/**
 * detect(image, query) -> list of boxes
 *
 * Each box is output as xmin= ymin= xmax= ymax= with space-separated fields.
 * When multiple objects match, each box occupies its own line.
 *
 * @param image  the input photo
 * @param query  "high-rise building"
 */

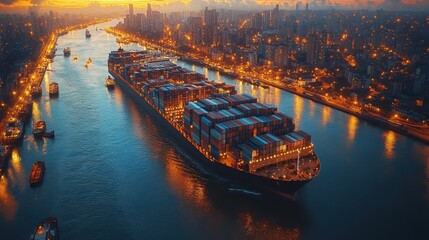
xmin=274 ymin=44 xmax=288 ymax=67
xmin=147 ymin=3 xmax=152 ymax=17
xmin=204 ymin=7 xmax=218 ymax=46
xmin=129 ymin=4 xmax=134 ymax=17
xmin=128 ymin=4 xmax=134 ymax=29
xmin=188 ymin=16 xmax=203 ymax=45
xmin=306 ymin=33 xmax=325 ymax=65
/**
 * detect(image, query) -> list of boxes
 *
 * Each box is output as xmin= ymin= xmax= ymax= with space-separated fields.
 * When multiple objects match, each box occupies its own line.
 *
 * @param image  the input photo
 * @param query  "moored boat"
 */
xmin=105 ymin=76 xmax=115 ymax=89
xmin=49 ymin=82 xmax=59 ymax=96
xmin=2 ymin=121 xmax=24 ymax=145
xmin=33 ymin=120 xmax=46 ymax=137
xmin=31 ymin=85 xmax=42 ymax=97
xmin=29 ymin=160 xmax=45 ymax=186
xmin=29 ymin=217 xmax=59 ymax=240
xmin=63 ymin=47 xmax=71 ymax=57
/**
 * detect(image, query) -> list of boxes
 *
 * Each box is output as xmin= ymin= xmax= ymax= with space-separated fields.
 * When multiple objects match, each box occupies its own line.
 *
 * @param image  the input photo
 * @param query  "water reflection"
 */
xmin=164 ymin=148 xmax=211 ymax=212
xmin=6 ymin=149 xmax=24 ymax=192
xmin=203 ymin=67 xmax=209 ymax=78
xmin=308 ymin=100 xmax=316 ymax=117
xmin=347 ymin=116 xmax=359 ymax=142
xmin=294 ymin=95 xmax=303 ymax=130
xmin=321 ymin=106 xmax=332 ymax=126
xmin=273 ymin=88 xmax=281 ymax=108
xmin=239 ymin=213 xmax=299 ymax=239
xmin=162 ymin=146 xmax=307 ymax=239
xmin=32 ymin=101 xmax=41 ymax=122
xmin=237 ymin=81 xmax=245 ymax=94
xmin=215 ymin=71 xmax=221 ymax=81
xmin=0 ymin=177 xmax=17 ymax=221
xmin=424 ymin=147 xmax=429 ymax=201
xmin=383 ymin=131 xmax=397 ymax=159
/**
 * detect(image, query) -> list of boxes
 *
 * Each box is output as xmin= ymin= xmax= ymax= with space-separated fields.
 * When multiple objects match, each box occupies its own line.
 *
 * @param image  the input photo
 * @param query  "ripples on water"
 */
xmin=0 ymin=20 xmax=428 ymax=239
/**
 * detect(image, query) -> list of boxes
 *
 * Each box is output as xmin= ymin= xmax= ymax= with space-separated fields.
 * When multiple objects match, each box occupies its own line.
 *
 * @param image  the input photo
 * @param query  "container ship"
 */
xmin=108 ymin=48 xmax=320 ymax=197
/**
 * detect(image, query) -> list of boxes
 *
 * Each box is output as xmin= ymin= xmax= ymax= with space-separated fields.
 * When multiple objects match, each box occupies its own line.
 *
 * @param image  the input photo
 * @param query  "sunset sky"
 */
xmin=0 ymin=0 xmax=427 ymax=12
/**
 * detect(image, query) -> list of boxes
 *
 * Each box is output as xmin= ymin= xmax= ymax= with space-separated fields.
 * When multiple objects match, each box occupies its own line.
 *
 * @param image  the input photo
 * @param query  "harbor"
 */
xmin=106 ymin=28 xmax=429 ymax=145
xmin=0 ymin=20 xmax=428 ymax=239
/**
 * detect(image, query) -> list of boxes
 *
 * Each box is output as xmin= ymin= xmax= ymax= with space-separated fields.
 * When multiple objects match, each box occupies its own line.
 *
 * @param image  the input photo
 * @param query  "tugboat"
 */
xmin=2 ymin=121 xmax=24 ymax=145
xmin=29 ymin=217 xmax=59 ymax=240
xmin=63 ymin=47 xmax=71 ymax=57
xmin=105 ymin=76 xmax=115 ymax=89
xmin=33 ymin=120 xmax=46 ymax=137
xmin=49 ymin=82 xmax=59 ymax=96
xmin=29 ymin=160 xmax=45 ymax=187
xmin=85 ymin=29 xmax=91 ymax=38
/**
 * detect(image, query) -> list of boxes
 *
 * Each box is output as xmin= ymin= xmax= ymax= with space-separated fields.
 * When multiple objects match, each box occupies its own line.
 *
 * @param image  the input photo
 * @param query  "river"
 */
xmin=0 ymin=20 xmax=428 ymax=240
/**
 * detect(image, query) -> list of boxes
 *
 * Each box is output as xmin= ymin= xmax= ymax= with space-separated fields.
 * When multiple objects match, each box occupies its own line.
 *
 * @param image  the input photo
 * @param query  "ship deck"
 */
xmin=254 ymin=154 xmax=320 ymax=181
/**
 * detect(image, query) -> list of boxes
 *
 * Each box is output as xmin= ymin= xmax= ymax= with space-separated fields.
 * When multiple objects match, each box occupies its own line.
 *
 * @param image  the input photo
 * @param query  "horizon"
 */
xmin=1 ymin=0 xmax=428 ymax=14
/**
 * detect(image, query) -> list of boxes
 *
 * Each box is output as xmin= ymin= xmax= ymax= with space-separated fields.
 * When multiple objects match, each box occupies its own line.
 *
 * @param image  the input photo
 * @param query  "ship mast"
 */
xmin=297 ymin=149 xmax=300 ymax=174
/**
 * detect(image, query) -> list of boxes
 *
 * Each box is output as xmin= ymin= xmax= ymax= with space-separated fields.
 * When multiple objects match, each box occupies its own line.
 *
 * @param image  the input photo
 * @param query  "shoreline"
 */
xmin=0 ymin=19 xmax=111 ymax=145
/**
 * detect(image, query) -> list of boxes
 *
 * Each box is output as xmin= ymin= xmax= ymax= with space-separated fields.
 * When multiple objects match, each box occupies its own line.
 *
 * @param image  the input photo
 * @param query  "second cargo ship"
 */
xmin=108 ymin=48 xmax=320 ymax=197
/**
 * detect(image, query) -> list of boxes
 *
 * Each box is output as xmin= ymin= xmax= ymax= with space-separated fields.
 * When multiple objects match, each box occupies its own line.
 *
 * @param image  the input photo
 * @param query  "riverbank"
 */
xmin=0 ymin=19 xmax=112 ymax=145
xmin=105 ymin=27 xmax=429 ymax=145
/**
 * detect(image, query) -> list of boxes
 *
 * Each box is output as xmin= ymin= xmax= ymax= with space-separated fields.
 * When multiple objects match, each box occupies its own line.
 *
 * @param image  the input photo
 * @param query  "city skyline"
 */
xmin=0 ymin=0 xmax=428 ymax=13
xmin=1 ymin=1 xmax=429 ymax=239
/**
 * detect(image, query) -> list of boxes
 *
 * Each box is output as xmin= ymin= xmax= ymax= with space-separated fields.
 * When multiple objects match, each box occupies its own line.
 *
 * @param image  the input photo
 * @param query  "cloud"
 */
xmin=0 ymin=0 xmax=17 ymax=5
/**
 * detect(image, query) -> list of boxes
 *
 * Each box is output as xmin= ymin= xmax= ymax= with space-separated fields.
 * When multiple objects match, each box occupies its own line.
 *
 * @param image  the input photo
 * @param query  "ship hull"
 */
xmin=110 ymin=70 xmax=310 ymax=197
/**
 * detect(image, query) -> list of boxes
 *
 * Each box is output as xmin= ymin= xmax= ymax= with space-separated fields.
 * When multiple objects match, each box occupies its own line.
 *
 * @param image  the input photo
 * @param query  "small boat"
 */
xmin=84 ymin=64 xmax=88 ymax=68
xmin=29 ymin=160 xmax=45 ymax=187
xmin=43 ymin=131 xmax=55 ymax=138
xmin=85 ymin=29 xmax=91 ymax=38
xmin=29 ymin=217 xmax=59 ymax=240
xmin=73 ymin=54 xmax=78 ymax=61
xmin=31 ymin=85 xmax=42 ymax=97
xmin=33 ymin=120 xmax=46 ymax=137
xmin=63 ymin=47 xmax=71 ymax=57
xmin=86 ymin=57 xmax=92 ymax=64
xmin=33 ymin=120 xmax=46 ymax=132
xmin=105 ymin=76 xmax=115 ymax=89
xmin=49 ymin=82 xmax=59 ymax=96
